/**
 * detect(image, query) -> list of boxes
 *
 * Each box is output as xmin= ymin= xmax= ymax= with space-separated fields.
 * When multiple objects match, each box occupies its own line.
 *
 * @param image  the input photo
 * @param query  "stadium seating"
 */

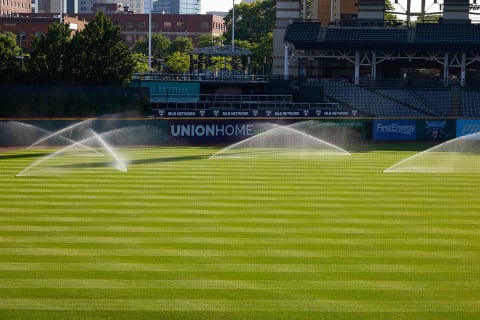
xmin=461 ymin=90 xmax=480 ymax=117
xmin=324 ymin=27 xmax=409 ymax=44
xmin=415 ymin=23 xmax=480 ymax=46
xmin=377 ymin=89 xmax=451 ymax=117
xmin=323 ymin=80 xmax=428 ymax=117
xmin=284 ymin=21 xmax=322 ymax=43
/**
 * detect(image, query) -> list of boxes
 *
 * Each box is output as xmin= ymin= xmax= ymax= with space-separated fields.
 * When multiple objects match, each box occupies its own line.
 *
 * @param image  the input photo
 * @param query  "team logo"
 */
xmin=213 ymin=110 xmax=220 ymax=117
xmin=266 ymin=110 xmax=272 ymax=117
xmin=316 ymin=110 xmax=322 ymax=116
xmin=252 ymin=110 xmax=258 ymax=117
xmin=158 ymin=110 xmax=165 ymax=117
xmin=199 ymin=110 xmax=206 ymax=117
xmin=303 ymin=110 xmax=309 ymax=116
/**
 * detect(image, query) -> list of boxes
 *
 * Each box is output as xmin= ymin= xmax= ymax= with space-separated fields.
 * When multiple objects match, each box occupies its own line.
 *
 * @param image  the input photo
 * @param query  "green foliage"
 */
xmin=0 ymin=32 xmax=21 ymax=83
xmin=224 ymin=0 xmax=275 ymax=45
xmin=168 ymin=36 xmax=193 ymax=54
xmin=165 ymin=51 xmax=190 ymax=73
xmin=132 ymin=52 xmax=149 ymax=73
xmin=27 ymin=23 xmax=72 ymax=84
xmin=131 ymin=33 xmax=171 ymax=63
xmin=69 ymin=11 xmax=134 ymax=86
xmin=222 ymin=0 xmax=275 ymax=74
xmin=198 ymin=33 xmax=224 ymax=47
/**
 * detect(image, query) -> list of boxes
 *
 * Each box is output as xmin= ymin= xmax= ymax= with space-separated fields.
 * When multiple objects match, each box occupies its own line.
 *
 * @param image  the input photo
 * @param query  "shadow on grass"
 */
xmin=52 ymin=154 xmax=210 ymax=169
xmin=0 ymin=152 xmax=52 ymax=160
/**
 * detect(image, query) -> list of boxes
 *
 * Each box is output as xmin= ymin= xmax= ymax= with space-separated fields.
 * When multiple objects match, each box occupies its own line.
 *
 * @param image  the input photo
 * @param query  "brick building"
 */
xmin=78 ymin=12 xmax=225 ymax=47
xmin=1 ymin=0 xmax=32 ymax=16
xmin=0 ymin=15 xmax=87 ymax=51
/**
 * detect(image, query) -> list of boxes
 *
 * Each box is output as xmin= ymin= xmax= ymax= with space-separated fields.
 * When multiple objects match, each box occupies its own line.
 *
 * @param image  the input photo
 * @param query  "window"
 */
xmin=164 ymin=21 xmax=171 ymax=28
xmin=125 ymin=34 xmax=134 ymax=43
xmin=176 ymin=21 xmax=184 ymax=28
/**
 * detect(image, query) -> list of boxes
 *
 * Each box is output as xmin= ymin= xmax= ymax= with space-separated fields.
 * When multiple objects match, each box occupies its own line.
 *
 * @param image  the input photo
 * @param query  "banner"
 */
xmin=155 ymin=109 xmax=358 ymax=118
xmin=416 ymin=119 xmax=455 ymax=141
xmin=373 ymin=120 xmax=416 ymax=141
xmin=132 ymin=81 xmax=200 ymax=103
xmin=456 ymin=119 xmax=480 ymax=137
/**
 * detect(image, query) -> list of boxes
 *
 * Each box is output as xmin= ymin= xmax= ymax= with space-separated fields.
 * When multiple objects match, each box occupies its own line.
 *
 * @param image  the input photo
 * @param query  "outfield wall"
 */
xmin=1 ymin=118 xmax=479 ymax=147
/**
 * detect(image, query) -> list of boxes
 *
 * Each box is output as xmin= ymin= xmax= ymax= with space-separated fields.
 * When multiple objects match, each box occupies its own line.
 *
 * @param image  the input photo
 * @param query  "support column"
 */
xmin=443 ymin=52 xmax=449 ymax=85
xmin=354 ymin=50 xmax=360 ymax=85
xmin=284 ymin=45 xmax=289 ymax=78
xmin=461 ymin=52 xmax=466 ymax=86
xmin=371 ymin=51 xmax=377 ymax=82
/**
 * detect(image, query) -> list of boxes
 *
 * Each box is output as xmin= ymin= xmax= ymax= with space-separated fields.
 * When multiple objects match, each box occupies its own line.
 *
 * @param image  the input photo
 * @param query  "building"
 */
xmin=77 ymin=0 xmax=144 ymax=14
xmin=77 ymin=12 xmax=225 ymax=47
xmin=0 ymin=14 xmax=87 ymax=51
xmin=273 ymin=0 xmax=480 ymax=79
xmin=152 ymin=0 xmax=200 ymax=14
xmin=1 ymin=0 xmax=32 ymax=16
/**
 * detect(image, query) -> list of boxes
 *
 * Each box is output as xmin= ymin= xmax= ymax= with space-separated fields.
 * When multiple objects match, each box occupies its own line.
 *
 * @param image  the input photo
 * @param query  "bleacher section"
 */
xmin=377 ymin=89 xmax=451 ymax=117
xmin=324 ymin=28 xmax=409 ymax=46
xmin=323 ymin=80 xmax=428 ymax=117
xmin=284 ymin=21 xmax=322 ymax=43
xmin=415 ymin=23 xmax=480 ymax=47
xmin=461 ymin=90 xmax=480 ymax=117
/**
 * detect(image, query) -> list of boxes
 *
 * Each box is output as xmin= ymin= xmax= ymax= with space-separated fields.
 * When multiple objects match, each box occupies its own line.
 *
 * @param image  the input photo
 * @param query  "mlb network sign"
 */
xmin=373 ymin=120 xmax=416 ymax=141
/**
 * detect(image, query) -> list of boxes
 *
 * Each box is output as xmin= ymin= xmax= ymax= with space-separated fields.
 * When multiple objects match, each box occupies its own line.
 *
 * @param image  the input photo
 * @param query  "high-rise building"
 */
xmin=152 ymin=0 xmax=200 ymax=14
xmin=78 ymin=0 xmax=144 ymax=13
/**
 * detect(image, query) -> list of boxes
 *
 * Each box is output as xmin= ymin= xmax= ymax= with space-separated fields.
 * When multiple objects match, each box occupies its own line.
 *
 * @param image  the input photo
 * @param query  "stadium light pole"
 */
xmin=232 ymin=0 xmax=235 ymax=52
xmin=148 ymin=0 xmax=153 ymax=71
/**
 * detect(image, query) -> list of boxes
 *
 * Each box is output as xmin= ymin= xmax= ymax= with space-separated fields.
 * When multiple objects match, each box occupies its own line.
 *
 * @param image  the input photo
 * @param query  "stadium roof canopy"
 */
xmin=284 ymin=21 xmax=480 ymax=50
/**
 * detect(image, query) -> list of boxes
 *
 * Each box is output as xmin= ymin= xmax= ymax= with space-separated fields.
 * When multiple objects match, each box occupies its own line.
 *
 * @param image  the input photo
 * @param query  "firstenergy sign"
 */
xmin=373 ymin=120 xmax=417 ymax=140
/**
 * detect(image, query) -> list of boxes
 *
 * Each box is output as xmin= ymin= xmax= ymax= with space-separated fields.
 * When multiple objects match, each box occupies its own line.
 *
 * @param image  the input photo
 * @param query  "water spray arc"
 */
xmin=16 ymin=129 xmax=128 ymax=177
xmin=384 ymin=131 xmax=480 ymax=173
xmin=210 ymin=124 xmax=350 ymax=159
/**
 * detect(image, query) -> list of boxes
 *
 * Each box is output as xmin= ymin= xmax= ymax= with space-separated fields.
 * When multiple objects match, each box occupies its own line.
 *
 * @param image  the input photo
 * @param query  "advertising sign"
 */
xmin=166 ymin=120 xmax=258 ymax=144
xmin=155 ymin=108 xmax=358 ymax=118
xmin=134 ymin=81 xmax=200 ymax=103
xmin=416 ymin=119 xmax=455 ymax=141
xmin=456 ymin=119 xmax=480 ymax=137
xmin=373 ymin=120 xmax=416 ymax=141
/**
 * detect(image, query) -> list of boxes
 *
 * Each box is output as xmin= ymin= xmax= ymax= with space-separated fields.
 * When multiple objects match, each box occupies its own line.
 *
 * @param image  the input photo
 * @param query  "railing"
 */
xmin=152 ymin=100 xmax=339 ymax=111
xmin=133 ymin=72 xmax=270 ymax=82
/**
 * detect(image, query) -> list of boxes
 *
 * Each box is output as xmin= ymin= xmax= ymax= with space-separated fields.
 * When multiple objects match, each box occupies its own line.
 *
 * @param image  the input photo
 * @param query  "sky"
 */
xmin=201 ymin=0 xmax=239 ymax=14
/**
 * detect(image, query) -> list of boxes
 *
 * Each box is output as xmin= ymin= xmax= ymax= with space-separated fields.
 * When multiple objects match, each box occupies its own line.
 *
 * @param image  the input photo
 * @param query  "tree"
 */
xmin=222 ymin=0 xmax=275 ymax=74
xmin=28 ymin=22 xmax=72 ymax=84
xmin=132 ymin=34 xmax=170 ymax=70
xmin=168 ymin=36 xmax=193 ymax=54
xmin=132 ymin=52 xmax=149 ymax=73
xmin=70 ymin=11 xmax=134 ymax=85
xmin=166 ymin=51 xmax=190 ymax=73
xmin=198 ymin=33 xmax=224 ymax=47
xmin=223 ymin=0 xmax=276 ymax=45
xmin=0 ymin=32 xmax=21 ymax=83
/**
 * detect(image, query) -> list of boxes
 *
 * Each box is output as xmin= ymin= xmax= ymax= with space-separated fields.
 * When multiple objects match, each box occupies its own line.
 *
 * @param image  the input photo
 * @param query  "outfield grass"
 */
xmin=0 ymin=146 xmax=479 ymax=320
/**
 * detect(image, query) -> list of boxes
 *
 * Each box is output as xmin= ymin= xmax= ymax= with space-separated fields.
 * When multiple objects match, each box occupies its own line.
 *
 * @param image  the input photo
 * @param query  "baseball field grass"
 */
xmin=0 ymin=145 xmax=479 ymax=320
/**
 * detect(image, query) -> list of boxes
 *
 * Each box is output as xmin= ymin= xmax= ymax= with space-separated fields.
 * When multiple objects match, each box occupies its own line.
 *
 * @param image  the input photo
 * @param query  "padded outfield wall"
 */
xmin=2 ymin=118 xmax=480 ymax=147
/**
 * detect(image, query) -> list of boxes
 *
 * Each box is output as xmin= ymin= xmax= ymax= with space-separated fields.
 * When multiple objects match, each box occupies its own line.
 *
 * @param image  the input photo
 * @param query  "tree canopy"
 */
xmin=0 ymin=32 xmax=21 ymax=83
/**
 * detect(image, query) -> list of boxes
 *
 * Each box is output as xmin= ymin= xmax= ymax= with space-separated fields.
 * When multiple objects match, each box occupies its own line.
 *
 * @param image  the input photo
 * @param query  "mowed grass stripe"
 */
xmin=1 ymin=147 xmax=480 ymax=319
xmin=1 ymin=298 xmax=480 ymax=312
